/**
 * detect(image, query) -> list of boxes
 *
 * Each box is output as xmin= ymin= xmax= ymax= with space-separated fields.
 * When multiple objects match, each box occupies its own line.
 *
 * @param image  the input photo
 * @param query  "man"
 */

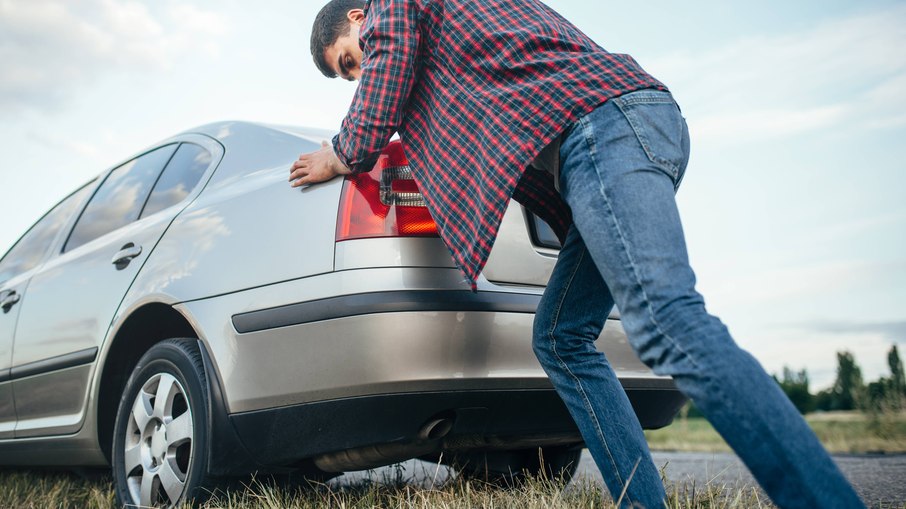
xmin=290 ymin=0 xmax=865 ymax=507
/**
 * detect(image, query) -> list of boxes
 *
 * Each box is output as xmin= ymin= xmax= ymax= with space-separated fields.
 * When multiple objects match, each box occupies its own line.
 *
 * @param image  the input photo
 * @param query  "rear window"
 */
xmin=529 ymin=214 xmax=562 ymax=250
xmin=140 ymin=143 xmax=212 ymax=218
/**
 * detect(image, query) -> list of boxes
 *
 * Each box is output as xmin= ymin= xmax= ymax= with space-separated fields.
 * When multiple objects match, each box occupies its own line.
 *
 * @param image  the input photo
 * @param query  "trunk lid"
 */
xmin=482 ymin=201 xmax=560 ymax=287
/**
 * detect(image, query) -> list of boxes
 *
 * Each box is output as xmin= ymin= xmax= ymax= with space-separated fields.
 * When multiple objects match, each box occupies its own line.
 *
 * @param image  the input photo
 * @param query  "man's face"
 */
xmin=323 ymin=9 xmax=365 ymax=81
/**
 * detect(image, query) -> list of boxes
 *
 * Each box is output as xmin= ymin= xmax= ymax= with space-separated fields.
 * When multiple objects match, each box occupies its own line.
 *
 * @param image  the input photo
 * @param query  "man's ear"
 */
xmin=347 ymin=8 xmax=365 ymax=25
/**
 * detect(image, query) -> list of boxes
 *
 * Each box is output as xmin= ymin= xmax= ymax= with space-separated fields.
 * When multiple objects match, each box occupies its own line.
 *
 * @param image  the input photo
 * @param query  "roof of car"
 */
xmin=183 ymin=121 xmax=336 ymax=145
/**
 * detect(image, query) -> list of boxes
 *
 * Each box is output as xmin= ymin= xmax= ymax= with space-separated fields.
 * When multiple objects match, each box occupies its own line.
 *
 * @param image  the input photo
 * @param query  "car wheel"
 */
xmin=112 ymin=339 xmax=214 ymax=508
xmin=449 ymin=445 xmax=582 ymax=485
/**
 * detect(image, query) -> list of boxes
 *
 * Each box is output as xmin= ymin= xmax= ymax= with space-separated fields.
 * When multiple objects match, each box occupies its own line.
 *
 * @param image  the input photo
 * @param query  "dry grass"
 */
xmin=644 ymin=411 xmax=906 ymax=454
xmin=0 ymin=467 xmax=775 ymax=509
xmin=0 ymin=469 xmax=114 ymax=509
xmin=3 ymin=412 xmax=903 ymax=508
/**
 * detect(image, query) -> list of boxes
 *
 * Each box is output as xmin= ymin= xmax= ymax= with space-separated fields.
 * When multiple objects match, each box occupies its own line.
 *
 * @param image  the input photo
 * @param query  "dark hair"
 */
xmin=311 ymin=0 xmax=366 ymax=78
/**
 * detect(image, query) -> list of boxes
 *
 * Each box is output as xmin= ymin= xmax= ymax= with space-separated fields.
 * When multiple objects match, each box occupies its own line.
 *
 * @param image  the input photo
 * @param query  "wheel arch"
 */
xmin=96 ymin=302 xmax=259 ymax=476
xmin=96 ymin=303 xmax=197 ymax=463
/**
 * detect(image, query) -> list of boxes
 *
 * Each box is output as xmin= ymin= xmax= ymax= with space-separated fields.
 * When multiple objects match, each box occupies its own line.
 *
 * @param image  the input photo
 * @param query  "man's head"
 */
xmin=311 ymin=0 xmax=366 ymax=81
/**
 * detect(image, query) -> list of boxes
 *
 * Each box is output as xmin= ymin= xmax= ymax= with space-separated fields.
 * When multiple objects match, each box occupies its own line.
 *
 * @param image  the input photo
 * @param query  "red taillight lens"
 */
xmin=336 ymin=141 xmax=439 ymax=241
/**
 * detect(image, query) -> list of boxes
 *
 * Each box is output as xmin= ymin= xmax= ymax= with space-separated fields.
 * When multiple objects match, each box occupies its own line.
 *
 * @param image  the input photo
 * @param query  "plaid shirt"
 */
xmin=333 ymin=0 xmax=665 ymax=288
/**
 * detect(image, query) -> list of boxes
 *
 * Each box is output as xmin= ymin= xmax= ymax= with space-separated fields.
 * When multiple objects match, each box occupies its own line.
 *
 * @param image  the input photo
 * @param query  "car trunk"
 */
xmin=482 ymin=201 xmax=560 ymax=287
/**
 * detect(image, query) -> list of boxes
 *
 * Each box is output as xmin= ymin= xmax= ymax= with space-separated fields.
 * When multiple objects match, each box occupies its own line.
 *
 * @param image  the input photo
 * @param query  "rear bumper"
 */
xmin=178 ymin=267 xmax=686 ymax=469
xmin=182 ymin=268 xmax=665 ymax=415
xmin=230 ymin=384 xmax=686 ymax=467
xmin=216 ymin=306 xmax=660 ymax=415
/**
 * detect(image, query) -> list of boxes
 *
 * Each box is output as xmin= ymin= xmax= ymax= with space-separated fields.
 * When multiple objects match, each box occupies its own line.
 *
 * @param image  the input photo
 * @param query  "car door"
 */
xmin=0 ymin=279 xmax=23 ymax=439
xmin=0 ymin=183 xmax=95 ymax=438
xmin=10 ymin=140 xmax=219 ymax=437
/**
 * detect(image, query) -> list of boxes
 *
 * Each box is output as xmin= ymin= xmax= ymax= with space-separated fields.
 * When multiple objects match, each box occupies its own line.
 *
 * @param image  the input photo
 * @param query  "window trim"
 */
xmin=61 ymin=143 xmax=180 ymax=254
xmin=58 ymin=134 xmax=223 ymax=255
xmin=136 ymin=143 xmax=182 ymax=219
xmin=137 ymin=141 xmax=213 ymax=220
xmin=0 ymin=179 xmax=97 ymax=286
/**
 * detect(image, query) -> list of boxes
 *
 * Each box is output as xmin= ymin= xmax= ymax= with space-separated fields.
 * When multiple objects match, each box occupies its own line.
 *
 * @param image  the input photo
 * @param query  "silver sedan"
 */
xmin=0 ymin=122 xmax=685 ymax=507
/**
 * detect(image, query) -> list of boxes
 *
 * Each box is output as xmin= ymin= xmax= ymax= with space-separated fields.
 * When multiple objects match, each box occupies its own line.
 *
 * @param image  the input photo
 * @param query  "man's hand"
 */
xmin=289 ymin=141 xmax=351 ymax=187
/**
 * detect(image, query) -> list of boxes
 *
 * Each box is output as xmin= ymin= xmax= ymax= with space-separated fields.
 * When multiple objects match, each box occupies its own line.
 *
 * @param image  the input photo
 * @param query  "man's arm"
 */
xmin=290 ymin=0 xmax=421 ymax=187
xmin=336 ymin=0 xmax=421 ymax=172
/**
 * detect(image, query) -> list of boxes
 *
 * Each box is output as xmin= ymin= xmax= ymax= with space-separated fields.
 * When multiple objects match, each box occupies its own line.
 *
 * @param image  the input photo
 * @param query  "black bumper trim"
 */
xmin=232 ymin=290 xmax=542 ymax=333
xmin=230 ymin=386 xmax=686 ymax=467
xmin=8 ymin=347 xmax=98 ymax=381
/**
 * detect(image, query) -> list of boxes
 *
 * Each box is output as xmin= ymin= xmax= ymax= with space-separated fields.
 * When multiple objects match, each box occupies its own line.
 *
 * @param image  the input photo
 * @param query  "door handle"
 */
xmin=1 ymin=291 xmax=20 ymax=313
xmin=111 ymin=243 xmax=143 ymax=270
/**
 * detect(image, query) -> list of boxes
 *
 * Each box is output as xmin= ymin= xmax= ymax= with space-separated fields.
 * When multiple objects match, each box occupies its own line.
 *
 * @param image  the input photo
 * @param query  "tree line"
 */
xmin=773 ymin=344 xmax=906 ymax=414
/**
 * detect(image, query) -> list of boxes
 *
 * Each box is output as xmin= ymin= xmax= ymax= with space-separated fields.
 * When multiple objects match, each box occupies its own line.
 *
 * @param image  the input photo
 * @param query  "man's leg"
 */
xmin=533 ymin=226 xmax=666 ymax=508
xmin=557 ymin=89 xmax=864 ymax=509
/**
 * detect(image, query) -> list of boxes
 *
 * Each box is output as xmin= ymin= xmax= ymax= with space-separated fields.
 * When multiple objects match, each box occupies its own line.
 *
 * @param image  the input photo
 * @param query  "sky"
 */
xmin=1 ymin=0 xmax=904 ymax=390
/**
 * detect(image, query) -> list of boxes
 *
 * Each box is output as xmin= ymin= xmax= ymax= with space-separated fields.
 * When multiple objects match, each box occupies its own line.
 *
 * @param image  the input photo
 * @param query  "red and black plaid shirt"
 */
xmin=333 ymin=0 xmax=665 ymax=288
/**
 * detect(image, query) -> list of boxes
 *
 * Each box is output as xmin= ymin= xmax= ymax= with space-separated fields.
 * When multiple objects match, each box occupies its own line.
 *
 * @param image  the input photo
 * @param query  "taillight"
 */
xmin=336 ymin=141 xmax=439 ymax=241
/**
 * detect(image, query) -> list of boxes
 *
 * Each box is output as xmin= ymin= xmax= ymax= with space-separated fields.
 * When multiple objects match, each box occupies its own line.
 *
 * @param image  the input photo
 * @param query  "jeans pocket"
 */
xmin=612 ymin=92 xmax=688 ymax=183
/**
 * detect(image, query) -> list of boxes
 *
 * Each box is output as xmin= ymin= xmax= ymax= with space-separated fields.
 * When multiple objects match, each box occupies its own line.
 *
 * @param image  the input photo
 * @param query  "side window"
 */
xmin=140 ymin=143 xmax=212 ymax=219
xmin=0 ymin=182 xmax=94 ymax=285
xmin=65 ymin=144 xmax=178 ymax=252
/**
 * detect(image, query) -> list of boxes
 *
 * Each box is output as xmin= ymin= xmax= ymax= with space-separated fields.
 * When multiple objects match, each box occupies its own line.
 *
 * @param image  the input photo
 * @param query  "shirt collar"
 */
xmin=359 ymin=0 xmax=372 ymax=51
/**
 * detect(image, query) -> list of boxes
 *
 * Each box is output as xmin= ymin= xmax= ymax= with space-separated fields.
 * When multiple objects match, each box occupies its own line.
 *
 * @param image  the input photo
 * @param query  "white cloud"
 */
xmin=0 ymin=0 xmax=229 ymax=113
xmin=648 ymin=4 xmax=906 ymax=144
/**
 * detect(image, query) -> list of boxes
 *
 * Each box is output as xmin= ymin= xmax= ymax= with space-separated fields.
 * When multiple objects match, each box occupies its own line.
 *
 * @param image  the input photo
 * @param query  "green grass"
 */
xmin=644 ymin=411 xmax=906 ymax=454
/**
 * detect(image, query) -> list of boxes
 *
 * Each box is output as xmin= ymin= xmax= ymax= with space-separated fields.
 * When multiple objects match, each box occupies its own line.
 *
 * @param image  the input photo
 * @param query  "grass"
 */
xmin=644 ymin=411 xmax=906 ymax=454
xmin=0 ymin=467 xmax=774 ymax=509
xmin=2 ymin=412 xmax=903 ymax=508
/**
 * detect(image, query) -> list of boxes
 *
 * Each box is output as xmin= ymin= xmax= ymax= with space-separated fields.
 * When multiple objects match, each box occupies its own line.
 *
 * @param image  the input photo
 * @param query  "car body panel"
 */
xmin=0 ymin=182 xmax=99 ymax=439
xmin=0 ymin=277 xmax=28 ymax=439
xmin=129 ymin=124 xmax=340 ymax=303
xmin=178 ymin=266 xmax=657 ymax=415
xmin=11 ymin=365 xmax=94 ymax=438
xmin=334 ymin=237 xmax=456 ymax=271
xmin=10 ymin=214 xmax=174 ymax=437
xmin=482 ymin=202 xmax=559 ymax=287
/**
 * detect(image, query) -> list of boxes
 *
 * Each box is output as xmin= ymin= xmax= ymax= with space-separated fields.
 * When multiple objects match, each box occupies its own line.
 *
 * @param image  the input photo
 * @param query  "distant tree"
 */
xmin=888 ymin=345 xmax=905 ymax=397
xmin=814 ymin=388 xmax=834 ymax=412
xmin=773 ymin=366 xmax=814 ymax=414
xmin=856 ymin=345 xmax=906 ymax=412
xmin=866 ymin=379 xmax=890 ymax=411
xmin=830 ymin=351 xmax=864 ymax=411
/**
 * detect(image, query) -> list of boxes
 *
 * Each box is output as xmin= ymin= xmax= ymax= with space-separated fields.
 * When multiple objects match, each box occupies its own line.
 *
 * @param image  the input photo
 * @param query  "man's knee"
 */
xmin=622 ymin=299 xmax=737 ymax=376
xmin=531 ymin=316 xmax=554 ymax=361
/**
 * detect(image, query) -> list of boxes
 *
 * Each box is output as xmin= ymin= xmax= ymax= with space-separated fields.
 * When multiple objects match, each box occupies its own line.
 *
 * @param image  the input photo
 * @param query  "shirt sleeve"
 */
xmin=333 ymin=0 xmax=421 ymax=174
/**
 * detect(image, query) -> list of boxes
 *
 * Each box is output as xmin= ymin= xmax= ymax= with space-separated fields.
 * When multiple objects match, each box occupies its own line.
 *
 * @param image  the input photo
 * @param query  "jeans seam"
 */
xmin=615 ymin=95 xmax=673 ymax=106
xmin=586 ymin=135 xmax=701 ymax=375
xmin=546 ymin=243 xmax=630 ymax=500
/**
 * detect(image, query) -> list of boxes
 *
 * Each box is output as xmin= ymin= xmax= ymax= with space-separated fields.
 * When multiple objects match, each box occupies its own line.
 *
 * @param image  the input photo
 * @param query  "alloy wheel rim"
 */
xmin=122 ymin=372 xmax=194 ymax=507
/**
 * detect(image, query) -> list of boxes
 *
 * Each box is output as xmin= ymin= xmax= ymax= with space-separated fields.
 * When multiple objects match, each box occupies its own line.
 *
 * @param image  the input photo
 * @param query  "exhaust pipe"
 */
xmin=313 ymin=416 xmax=455 ymax=472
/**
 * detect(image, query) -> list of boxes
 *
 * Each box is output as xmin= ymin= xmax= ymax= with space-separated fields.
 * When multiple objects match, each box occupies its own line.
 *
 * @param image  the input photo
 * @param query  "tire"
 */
xmin=449 ymin=445 xmax=582 ymax=486
xmin=112 ymin=339 xmax=215 ymax=508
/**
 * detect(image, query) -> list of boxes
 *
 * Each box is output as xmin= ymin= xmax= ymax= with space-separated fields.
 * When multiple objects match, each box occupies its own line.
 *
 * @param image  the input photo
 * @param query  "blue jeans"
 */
xmin=532 ymin=89 xmax=864 ymax=509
